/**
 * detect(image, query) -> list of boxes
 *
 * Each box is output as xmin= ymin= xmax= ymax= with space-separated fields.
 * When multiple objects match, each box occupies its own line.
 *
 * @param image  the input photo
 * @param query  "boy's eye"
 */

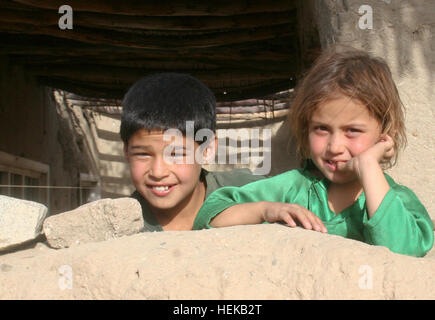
xmin=171 ymin=148 xmax=187 ymax=157
xmin=132 ymin=152 xmax=150 ymax=158
xmin=171 ymin=151 xmax=186 ymax=157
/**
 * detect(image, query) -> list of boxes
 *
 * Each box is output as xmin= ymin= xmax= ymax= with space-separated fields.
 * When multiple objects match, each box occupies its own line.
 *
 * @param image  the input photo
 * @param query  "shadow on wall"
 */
xmin=268 ymin=119 xmax=300 ymax=176
xmin=205 ymin=117 xmax=300 ymax=177
xmin=249 ymin=119 xmax=300 ymax=177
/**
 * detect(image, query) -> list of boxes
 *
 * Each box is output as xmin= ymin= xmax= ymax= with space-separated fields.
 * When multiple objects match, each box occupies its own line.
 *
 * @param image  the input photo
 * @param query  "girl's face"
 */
xmin=308 ymin=96 xmax=382 ymax=184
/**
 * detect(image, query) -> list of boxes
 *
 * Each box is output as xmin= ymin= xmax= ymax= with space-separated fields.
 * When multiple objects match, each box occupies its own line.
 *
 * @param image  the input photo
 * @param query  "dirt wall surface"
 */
xmin=0 ymin=56 xmax=84 ymax=214
xmin=0 ymin=224 xmax=434 ymax=299
xmin=0 ymin=1 xmax=434 ymax=301
xmin=311 ymin=0 xmax=434 ymax=219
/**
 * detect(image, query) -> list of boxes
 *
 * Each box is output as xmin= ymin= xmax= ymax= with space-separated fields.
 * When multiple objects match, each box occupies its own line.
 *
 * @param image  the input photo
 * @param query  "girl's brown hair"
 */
xmin=289 ymin=46 xmax=406 ymax=168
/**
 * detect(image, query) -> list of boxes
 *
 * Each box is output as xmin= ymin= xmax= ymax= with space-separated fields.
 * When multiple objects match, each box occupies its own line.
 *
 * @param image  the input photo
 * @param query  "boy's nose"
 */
xmin=149 ymin=157 xmax=170 ymax=178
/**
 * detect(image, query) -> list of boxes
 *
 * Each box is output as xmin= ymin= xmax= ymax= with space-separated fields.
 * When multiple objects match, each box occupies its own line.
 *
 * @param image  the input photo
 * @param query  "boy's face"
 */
xmin=308 ymin=96 xmax=382 ymax=184
xmin=124 ymin=129 xmax=214 ymax=213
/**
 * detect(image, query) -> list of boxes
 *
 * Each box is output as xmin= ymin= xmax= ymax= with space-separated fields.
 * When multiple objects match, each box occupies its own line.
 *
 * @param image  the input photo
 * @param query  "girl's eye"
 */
xmin=314 ymin=126 xmax=328 ymax=132
xmin=347 ymin=128 xmax=361 ymax=134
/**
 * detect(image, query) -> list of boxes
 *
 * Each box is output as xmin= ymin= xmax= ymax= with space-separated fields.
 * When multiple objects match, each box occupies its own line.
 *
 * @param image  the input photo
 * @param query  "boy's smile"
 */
xmin=148 ymin=184 xmax=176 ymax=196
xmin=124 ymin=129 xmax=207 ymax=223
xmin=308 ymin=96 xmax=382 ymax=184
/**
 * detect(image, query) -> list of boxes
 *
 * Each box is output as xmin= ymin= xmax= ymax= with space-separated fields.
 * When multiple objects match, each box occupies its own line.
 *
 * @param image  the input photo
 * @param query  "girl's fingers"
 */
xmin=280 ymin=204 xmax=327 ymax=233
xmin=292 ymin=209 xmax=313 ymax=230
xmin=283 ymin=214 xmax=297 ymax=227
xmin=381 ymin=135 xmax=394 ymax=150
xmin=336 ymin=160 xmax=351 ymax=172
xmin=382 ymin=136 xmax=395 ymax=160
xmin=384 ymin=147 xmax=395 ymax=159
xmin=315 ymin=216 xmax=328 ymax=233
xmin=307 ymin=213 xmax=327 ymax=233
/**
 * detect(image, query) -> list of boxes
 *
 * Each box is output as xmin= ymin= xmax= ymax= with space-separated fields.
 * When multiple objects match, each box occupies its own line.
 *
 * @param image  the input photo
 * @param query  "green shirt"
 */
xmin=194 ymin=164 xmax=434 ymax=257
xmin=131 ymin=168 xmax=264 ymax=232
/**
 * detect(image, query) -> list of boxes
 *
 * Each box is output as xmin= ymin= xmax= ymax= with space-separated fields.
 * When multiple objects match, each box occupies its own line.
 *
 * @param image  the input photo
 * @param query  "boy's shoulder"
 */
xmin=203 ymin=168 xmax=264 ymax=197
xmin=130 ymin=190 xmax=162 ymax=232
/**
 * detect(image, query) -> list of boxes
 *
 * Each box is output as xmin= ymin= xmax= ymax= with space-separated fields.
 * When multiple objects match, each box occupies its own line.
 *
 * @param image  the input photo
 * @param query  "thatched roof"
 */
xmin=1 ymin=0 xmax=319 ymax=101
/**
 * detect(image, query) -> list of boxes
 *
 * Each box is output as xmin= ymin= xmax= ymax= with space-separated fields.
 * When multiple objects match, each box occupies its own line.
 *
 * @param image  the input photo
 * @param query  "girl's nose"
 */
xmin=327 ymin=134 xmax=345 ymax=154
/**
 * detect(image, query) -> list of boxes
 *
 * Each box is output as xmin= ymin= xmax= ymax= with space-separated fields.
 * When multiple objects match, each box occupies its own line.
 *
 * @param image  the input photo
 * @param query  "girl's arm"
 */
xmin=337 ymin=135 xmax=394 ymax=218
xmin=337 ymin=136 xmax=434 ymax=256
xmin=193 ymin=170 xmax=326 ymax=233
xmin=210 ymin=201 xmax=327 ymax=233
xmin=362 ymin=184 xmax=434 ymax=257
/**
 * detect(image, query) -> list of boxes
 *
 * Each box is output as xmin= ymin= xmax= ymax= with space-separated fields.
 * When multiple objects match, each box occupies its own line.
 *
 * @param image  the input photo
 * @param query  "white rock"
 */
xmin=0 ymin=195 xmax=47 ymax=251
xmin=43 ymin=197 xmax=144 ymax=249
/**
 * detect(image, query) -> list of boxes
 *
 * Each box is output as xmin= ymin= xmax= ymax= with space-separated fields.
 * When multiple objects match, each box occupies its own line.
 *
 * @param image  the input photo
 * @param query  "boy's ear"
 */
xmin=202 ymin=135 xmax=217 ymax=165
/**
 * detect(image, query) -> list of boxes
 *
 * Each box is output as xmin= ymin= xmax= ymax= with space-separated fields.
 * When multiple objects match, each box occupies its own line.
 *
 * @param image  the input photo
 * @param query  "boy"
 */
xmin=120 ymin=73 xmax=264 ymax=231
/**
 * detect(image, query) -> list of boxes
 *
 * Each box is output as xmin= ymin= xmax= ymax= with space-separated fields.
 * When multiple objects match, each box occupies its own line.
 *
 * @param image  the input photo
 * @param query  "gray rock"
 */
xmin=43 ymin=197 xmax=144 ymax=249
xmin=0 ymin=195 xmax=48 ymax=251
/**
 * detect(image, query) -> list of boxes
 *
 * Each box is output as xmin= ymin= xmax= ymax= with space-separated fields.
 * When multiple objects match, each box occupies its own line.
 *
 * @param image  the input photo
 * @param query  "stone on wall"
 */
xmin=43 ymin=197 xmax=144 ymax=249
xmin=0 ymin=224 xmax=434 ymax=299
xmin=0 ymin=195 xmax=47 ymax=251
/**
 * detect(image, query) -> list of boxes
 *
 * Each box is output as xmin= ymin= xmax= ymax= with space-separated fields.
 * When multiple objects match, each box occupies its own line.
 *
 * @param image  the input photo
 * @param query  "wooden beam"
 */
xmin=10 ymin=54 xmax=297 ymax=73
xmin=81 ymin=11 xmax=296 ymax=31
xmin=62 ymin=91 xmax=294 ymax=109
xmin=63 ymin=92 xmax=121 ymax=103
xmin=37 ymin=76 xmax=295 ymax=102
xmin=216 ymin=103 xmax=289 ymax=114
xmin=0 ymin=34 xmax=295 ymax=62
xmin=12 ymin=0 xmax=297 ymax=16
xmin=217 ymin=99 xmax=288 ymax=107
xmin=0 ymin=21 xmax=296 ymax=49
xmin=66 ymin=99 xmax=290 ymax=115
xmin=37 ymin=76 xmax=128 ymax=99
xmin=214 ymin=79 xmax=296 ymax=102
xmin=0 ymin=7 xmax=297 ymax=31
xmin=26 ymin=64 xmax=297 ymax=84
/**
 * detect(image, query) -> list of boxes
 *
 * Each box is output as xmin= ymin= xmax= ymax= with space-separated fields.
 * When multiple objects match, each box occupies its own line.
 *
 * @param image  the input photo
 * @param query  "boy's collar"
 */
xmin=200 ymin=168 xmax=208 ymax=181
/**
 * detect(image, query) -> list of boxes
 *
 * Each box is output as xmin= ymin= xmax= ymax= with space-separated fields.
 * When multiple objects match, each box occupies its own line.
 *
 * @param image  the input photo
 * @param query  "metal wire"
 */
xmin=0 ymin=185 xmax=95 ymax=189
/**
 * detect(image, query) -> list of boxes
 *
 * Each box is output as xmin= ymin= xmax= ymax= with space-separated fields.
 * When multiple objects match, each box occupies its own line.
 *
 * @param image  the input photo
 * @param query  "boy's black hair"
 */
xmin=120 ymin=72 xmax=216 ymax=144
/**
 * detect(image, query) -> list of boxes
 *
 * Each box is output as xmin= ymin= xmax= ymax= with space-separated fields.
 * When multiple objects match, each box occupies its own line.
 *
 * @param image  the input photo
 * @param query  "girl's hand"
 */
xmin=262 ymin=202 xmax=327 ymax=233
xmin=335 ymin=135 xmax=394 ymax=217
xmin=336 ymin=135 xmax=395 ymax=177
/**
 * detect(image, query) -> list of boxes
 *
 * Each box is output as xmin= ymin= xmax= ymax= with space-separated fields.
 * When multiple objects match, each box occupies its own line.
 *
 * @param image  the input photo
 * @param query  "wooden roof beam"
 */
xmin=37 ymin=76 xmax=295 ymax=101
xmin=0 ymin=7 xmax=296 ymax=31
xmin=26 ymin=64 xmax=297 ymax=84
xmin=0 ymin=34 xmax=296 ymax=62
xmin=12 ymin=0 xmax=297 ymax=16
xmin=10 ymin=54 xmax=298 ymax=73
xmin=0 ymin=21 xmax=296 ymax=49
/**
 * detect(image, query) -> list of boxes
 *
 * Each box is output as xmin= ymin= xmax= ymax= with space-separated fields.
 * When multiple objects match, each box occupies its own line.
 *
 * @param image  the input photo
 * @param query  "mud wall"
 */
xmin=0 ymin=56 xmax=83 ymax=214
xmin=306 ymin=0 xmax=434 ymax=219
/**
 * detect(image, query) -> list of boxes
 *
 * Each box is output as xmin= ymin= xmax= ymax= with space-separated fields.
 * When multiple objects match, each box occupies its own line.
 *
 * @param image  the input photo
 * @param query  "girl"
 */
xmin=193 ymin=47 xmax=434 ymax=257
